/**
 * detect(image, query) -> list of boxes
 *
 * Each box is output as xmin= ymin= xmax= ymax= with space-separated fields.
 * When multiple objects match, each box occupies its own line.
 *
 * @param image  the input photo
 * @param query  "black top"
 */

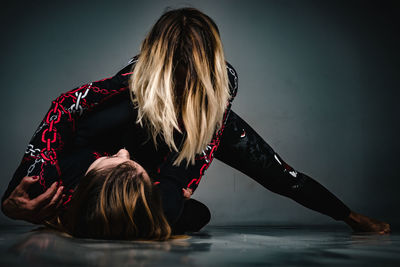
xmin=2 ymin=55 xmax=239 ymax=223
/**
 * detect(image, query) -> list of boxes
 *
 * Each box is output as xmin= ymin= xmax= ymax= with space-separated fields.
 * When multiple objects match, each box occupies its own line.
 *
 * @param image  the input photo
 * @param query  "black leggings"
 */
xmin=173 ymin=111 xmax=350 ymax=233
xmin=213 ymin=111 xmax=351 ymax=221
xmin=172 ymin=199 xmax=211 ymax=234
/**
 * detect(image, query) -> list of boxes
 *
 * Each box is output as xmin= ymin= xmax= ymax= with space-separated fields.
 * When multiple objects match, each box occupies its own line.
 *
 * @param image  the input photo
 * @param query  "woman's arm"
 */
xmin=2 ymin=59 xmax=137 ymax=221
xmin=1 ymin=176 xmax=63 ymax=224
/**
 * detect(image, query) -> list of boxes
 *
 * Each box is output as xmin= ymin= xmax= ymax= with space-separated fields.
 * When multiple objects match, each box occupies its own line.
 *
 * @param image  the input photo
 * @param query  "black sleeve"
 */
xmin=214 ymin=110 xmax=351 ymax=221
xmin=2 ymin=63 xmax=135 ymax=203
xmin=157 ymin=176 xmax=185 ymax=225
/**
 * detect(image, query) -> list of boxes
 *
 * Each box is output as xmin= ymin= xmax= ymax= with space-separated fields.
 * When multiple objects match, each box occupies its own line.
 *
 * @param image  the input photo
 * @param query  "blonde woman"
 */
xmin=1 ymin=7 xmax=390 ymax=239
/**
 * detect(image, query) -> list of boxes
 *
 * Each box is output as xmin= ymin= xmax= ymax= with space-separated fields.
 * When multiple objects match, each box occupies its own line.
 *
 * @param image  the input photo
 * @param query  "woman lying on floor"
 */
xmin=1 ymin=7 xmax=390 ymax=241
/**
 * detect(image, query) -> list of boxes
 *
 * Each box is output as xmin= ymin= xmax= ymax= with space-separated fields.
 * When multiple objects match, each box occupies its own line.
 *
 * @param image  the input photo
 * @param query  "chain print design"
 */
xmin=120 ymin=56 xmax=139 ymax=77
xmin=33 ymin=122 xmax=47 ymax=137
xmin=25 ymin=144 xmax=44 ymax=176
xmin=127 ymin=57 xmax=139 ymax=65
xmin=227 ymin=64 xmax=238 ymax=95
xmin=25 ymin=144 xmax=41 ymax=157
xmin=68 ymin=84 xmax=91 ymax=115
xmin=24 ymin=77 xmax=129 ymax=191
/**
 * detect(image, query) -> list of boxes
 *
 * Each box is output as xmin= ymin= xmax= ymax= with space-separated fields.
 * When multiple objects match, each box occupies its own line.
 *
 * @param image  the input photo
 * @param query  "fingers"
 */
xmin=18 ymin=176 xmax=40 ymax=191
xmin=31 ymin=182 xmax=59 ymax=209
xmin=26 ymin=183 xmax=66 ymax=224
xmin=56 ymin=194 xmax=66 ymax=210
xmin=48 ymin=185 xmax=64 ymax=208
xmin=29 ymin=183 xmax=65 ymax=224
xmin=36 ymin=186 xmax=64 ymax=221
xmin=4 ymin=178 xmax=66 ymax=224
xmin=182 ymin=188 xmax=193 ymax=199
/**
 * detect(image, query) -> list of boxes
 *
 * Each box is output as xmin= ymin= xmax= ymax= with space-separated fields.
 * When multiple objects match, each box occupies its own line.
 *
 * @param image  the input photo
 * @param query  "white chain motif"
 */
xmin=128 ymin=57 xmax=138 ymax=64
xmin=25 ymin=144 xmax=44 ymax=176
xmin=69 ymin=84 xmax=91 ymax=115
xmin=27 ymin=158 xmax=44 ymax=176
xmin=33 ymin=121 xmax=47 ymax=137
xmin=201 ymin=145 xmax=213 ymax=163
xmin=226 ymin=65 xmax=238 ymax=91
xmin=25 ymin=144 xmax=41 ymax=157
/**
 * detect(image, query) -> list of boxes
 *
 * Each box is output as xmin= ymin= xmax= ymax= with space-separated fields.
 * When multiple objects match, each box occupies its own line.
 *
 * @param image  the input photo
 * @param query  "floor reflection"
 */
xmin=0 ymin=225 xmax=399 ymax=266
xmin=5 ymin=227 xmax=211 ymax=267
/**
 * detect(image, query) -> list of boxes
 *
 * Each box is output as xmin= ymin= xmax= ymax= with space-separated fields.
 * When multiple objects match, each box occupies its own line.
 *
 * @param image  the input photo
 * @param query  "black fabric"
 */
xmin=3 ymin=55 xmax=351 ymax=237
xmin=215 ymin=111 xmax=351 ymax=220
xmin=2 ymin=55 xmax=238 ymax=230
xmin=172 ymin=199 xmax=211 ymax=235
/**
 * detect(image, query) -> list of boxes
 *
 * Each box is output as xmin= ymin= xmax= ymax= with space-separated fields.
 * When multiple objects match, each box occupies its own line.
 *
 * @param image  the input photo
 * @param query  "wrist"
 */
xmin=1 ymin=198 xmax=16 ymax=219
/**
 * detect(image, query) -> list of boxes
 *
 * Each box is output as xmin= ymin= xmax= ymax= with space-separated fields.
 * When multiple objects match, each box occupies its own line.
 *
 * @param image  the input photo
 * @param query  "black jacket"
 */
xmin=2 ymin=55 xmax=239 ymax=223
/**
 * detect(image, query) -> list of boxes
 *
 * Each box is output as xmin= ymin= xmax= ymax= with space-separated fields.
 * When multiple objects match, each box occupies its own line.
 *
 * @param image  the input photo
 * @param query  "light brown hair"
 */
xmin=57 ymin=162 xmax=171 ymax=241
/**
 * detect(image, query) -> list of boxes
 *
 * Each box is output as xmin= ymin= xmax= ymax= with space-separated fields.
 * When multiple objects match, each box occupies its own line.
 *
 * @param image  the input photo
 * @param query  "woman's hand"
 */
xmin=1 ymin=176 xmax=64 ymax=224
xmin=182 ymin=188 xmax=193 ymax=199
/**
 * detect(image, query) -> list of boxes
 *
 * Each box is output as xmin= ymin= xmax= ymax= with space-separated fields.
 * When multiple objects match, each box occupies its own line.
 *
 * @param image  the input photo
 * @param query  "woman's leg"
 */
xmin=215 ymin=111 xmax=390 ymax=233
xmin=172 ymin=199 xmax=211 ymax=235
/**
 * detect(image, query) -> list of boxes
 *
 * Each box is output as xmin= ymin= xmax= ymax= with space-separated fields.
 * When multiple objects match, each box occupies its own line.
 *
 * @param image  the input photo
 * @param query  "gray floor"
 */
xmin=0 ymin=225 xmax=399 ymax=266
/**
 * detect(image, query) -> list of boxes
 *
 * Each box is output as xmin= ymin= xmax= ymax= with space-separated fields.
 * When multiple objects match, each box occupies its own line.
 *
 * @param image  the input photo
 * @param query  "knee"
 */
xmin=172 ymin=199 xmax=211 ymax=234
xmin=187 ymin=199 xmax=211 ymax=231
xmin=195 ymin=200 xmax=211 ymax=228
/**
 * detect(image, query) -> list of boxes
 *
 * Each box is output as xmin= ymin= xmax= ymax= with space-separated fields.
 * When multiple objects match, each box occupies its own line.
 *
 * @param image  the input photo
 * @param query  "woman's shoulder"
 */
xmin=225 ymin=60 xmax=239 ymax=98
xmin=114 ymin=55 xmax=139 ymax=77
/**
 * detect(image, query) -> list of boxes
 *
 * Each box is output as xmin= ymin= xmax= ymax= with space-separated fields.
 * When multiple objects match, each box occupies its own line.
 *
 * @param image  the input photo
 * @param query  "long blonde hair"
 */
xmin=56 ymin=162 xmax=171 ymax=241
xmin=130 ymin=7 xmax=230 ymax=166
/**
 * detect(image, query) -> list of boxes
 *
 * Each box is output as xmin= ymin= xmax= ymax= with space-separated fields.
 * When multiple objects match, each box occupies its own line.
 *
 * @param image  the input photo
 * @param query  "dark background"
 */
xmin=0 ymin=0 xmax=399 ymax=226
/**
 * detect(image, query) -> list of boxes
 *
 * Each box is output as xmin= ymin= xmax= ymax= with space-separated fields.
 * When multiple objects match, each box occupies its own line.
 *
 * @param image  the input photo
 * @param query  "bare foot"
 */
xmin=343 ymin=211 xmax=391 ymax=234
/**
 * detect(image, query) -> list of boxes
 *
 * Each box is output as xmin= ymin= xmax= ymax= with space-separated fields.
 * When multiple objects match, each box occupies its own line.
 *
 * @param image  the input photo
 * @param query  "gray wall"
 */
xmin=1 ymin=0 xmax=399 ymax=226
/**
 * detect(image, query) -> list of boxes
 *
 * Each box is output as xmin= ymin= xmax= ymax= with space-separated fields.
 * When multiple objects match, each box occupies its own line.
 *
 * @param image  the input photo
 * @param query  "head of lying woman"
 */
xmin=56 ymin=149 xmax=171 ymax=241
